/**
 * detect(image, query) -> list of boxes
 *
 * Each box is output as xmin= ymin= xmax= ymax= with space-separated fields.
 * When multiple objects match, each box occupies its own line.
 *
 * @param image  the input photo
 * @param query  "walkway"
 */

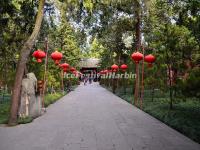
xmin=0 ymin=83 xmax=199 ymax=150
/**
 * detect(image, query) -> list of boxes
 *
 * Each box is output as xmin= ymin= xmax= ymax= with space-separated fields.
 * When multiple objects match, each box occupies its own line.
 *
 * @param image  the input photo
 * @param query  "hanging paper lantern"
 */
xmin=32 ymin=49 xmax=46 ymax=63
xmin=72 ymin=70 xmax=77 ymax=75
xmin=131 ymin=52 xmax=143 ymax=63
xmin=144 ymin=54 xmax=156 ymax=67
xmin=60 ymin=63 xmax=70 ymax=72
xmin=70 ymin=67 xmax=76 ymax=72
xmin=51 ymin=51 xmax=63 ymax=65
xmin=99 ymin=71 xmax=104 ymax=74
xmin=111 ymin=64 xmax=119 ymax=72
xmin=104 ymin=70 xmax=108 ymax=74
xmin=120 ymin=64 xmax=128 ymax=71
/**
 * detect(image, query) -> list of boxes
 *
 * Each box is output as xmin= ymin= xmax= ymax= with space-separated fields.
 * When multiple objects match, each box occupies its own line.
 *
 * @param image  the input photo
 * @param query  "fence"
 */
xmin=0 ymin=89 xmax=11 ymax=104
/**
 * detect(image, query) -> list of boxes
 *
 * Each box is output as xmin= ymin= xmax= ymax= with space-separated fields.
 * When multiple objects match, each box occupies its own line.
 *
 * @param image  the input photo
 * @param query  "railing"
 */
xmin=0 ymin=89 xmax=11 ymax=104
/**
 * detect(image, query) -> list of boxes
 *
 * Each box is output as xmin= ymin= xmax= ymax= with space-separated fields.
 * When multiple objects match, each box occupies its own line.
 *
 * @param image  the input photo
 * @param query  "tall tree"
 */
xmin=9 ymin=0 xmax=45 ymax=125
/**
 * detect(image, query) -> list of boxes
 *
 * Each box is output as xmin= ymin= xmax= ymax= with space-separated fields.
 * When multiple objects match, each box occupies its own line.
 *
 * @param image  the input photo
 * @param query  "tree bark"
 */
xmin=168 ymin=65 xmax=173 ymax=110
xmin=134 ymin=7 xmax=141 ymax=107
xmin=8 ymin=0 xmax=45 ymax=125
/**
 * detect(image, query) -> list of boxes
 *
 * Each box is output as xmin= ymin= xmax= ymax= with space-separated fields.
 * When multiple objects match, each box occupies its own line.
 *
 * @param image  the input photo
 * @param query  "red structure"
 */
xmin=60 ymin=63 xmax=70 ymax=72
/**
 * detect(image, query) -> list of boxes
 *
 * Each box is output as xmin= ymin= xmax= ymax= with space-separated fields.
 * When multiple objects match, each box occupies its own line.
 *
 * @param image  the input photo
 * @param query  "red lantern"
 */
xmin=111 ymin=64 xmax=119 ymax=72
xmin=32 ymin=49 xmax=46 ymax=63
xmin=104 ymin=70 xmax=108 ymax=74
xmin=70 ymin=67 xmax=76 ymax=72
xmin=99 ymin=70 xmax=104 ymax=74
xmin=131 ymin=52 xmax=143 ymax=63
xmin=144 ymin=54 xmax=156 ymax=67
xmin=72 ymin=70 xmax=77 ymax=75
xmin=51 ymin=51 xmax=63 ymax=65
xmin=60 ymin=63 xmax=70 ymax=72
xmin=120 ymin=64 xmax=128 ymax=71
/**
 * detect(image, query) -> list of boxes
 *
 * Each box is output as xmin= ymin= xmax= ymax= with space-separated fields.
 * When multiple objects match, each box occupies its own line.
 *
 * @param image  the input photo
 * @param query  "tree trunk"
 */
xmin=134 ymin=63 xmax=139 ymax=106
xmin=8 ymin=0 xmax=45 ymax=126
xmin=140 ymin=46 xmax=145 ymax=109
xmin=134 ymin=6 xmax=141 ymax=107
xmin=168 ymin=65 xmax=173 ymax=110
xmin=135 ymin=12 xmax=141 ymax=51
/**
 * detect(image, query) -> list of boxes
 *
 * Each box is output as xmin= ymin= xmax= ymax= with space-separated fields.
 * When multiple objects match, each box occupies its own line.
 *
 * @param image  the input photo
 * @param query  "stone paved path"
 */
xmin=0 ymin=83 xmax=200 ymax=150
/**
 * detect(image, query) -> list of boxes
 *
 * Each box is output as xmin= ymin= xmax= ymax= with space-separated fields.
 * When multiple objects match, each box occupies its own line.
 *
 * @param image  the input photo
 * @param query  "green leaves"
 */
xmin=83 ymin=0 xmax=94 ymax=13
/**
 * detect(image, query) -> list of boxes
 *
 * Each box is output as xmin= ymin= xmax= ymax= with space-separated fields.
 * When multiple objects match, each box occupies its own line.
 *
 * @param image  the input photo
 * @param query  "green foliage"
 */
xmin=17 ymin=116 xmax=33 ymax=124
xmin=48 ymin=20 xmax=82 ymax=68
xmin=0 ymin=0 xmax=38 ymax=90
xmin=47 ymin=73 xmax=61 ymax=89
xmin=44 ymin=92 xmax=65 ymax=107
xmin=0 ymin=103 xmax=10 ymax=124
xmin=143 ymin=100 xmax=200 ymax=143
xmin=82 ymin=38 xmax=106 ymax=58
xmin=181 ymin=68 xmax=200 ymax=98
xmin=69 ymin=77 xmax=80 ymax=86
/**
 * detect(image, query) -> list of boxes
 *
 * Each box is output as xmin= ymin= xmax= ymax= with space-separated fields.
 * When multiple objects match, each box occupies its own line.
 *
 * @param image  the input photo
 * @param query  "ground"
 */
xmin=0 ymin=83 xmax=199 ymax=150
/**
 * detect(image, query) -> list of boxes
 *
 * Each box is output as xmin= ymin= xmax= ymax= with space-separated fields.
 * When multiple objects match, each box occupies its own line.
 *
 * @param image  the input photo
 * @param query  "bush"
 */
xmin=44 ymin=92 xmax=65 ymax=107
xmin=181 ymin=68 xmax=200 ymax=98
xmin=143 ymin=100 xmax=200 ymax=143
xmin=0 ymin=103 xmax=10 ymax=124
xmin=17 ymin=116 xmax=33 ymax=124
xmin=70 ymin=77 xmax=80 ymax=85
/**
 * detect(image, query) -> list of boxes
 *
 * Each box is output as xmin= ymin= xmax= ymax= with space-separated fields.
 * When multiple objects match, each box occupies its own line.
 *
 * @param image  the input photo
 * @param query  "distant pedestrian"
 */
xmin=89 ymin=75 xmax=92 ymax=84
xmin=84 ymin=75 xmax=88 ymax=85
